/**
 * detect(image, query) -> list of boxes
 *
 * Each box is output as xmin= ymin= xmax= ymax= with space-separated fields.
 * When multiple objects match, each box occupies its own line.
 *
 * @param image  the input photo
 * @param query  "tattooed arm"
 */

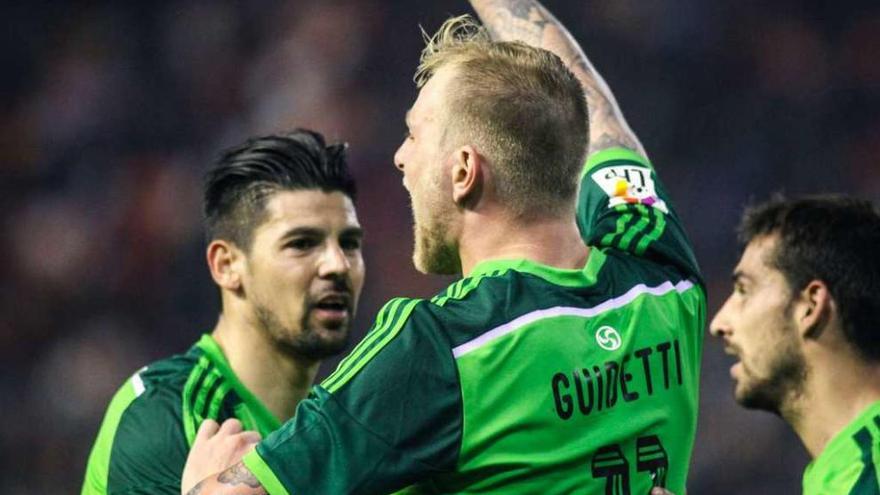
xmin=469 ymin=0 xmax=647 ymax=159
xmin=184 ymin=462 xmax=265 ymax=495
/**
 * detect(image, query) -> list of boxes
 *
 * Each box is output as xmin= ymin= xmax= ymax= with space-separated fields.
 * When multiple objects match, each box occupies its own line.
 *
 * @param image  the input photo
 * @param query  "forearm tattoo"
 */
xmin=470 ymin=0 xmax=643 ymax=155
xmin=217 ymin=462 xmax=263 ymax=489
xmin=185 ymin=480 xmax=205 ymax=495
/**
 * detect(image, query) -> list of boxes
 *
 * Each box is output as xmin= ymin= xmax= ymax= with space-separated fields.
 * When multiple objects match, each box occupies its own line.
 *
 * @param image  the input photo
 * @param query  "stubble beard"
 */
xmin=412 ymin=210 xmax=460 ymax=275
xmin=253 ymin=301 xmax=350 ymax=362
xmin=735 ymin=321 xmax=809 ymax=416
xmin=409 ymin=169 xmax=461 ymax=275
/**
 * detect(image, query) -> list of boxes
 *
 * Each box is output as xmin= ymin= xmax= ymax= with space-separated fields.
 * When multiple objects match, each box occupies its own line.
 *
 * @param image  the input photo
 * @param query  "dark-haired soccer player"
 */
xmin=184 ymin=2 xmax=705 ymax=494
xmin=81 ymin=129 xmax=365 ymax=494
xmin=710 ymin=196 xmax=880 ymax=495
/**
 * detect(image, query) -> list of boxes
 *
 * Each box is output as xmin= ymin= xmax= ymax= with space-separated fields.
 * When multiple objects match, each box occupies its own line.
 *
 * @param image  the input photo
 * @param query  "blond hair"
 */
xmin=415 ymin=15 xmax=588 ymax=218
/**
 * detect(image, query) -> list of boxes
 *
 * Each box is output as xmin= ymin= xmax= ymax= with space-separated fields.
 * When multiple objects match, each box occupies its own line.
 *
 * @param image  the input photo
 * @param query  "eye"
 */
xmin=734 ymin=282 xmax=746 ymax=296
xmin=285 ymin=237 xmax=319 ymax=251
xmin=340 ymin=237 xmax=362 ymax=251
xmin=403 ymin=130 xmax=413 ymax=140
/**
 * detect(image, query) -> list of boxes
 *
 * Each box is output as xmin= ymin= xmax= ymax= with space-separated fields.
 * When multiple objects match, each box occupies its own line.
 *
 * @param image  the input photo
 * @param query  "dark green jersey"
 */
xmin=243 ymin=148 xmax=705 ymax=494
xmin=803 ymin=400 xmax=880 ymax=495
xmin=81 ymin=335 xmax=280 ymax=495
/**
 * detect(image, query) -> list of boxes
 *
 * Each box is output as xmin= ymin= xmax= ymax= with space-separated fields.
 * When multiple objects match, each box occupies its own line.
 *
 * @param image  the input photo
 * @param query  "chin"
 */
xmin=735 ymin=383 xmax=783 ymax=414
xmin=275 ymin=322 xmax=351 ymax=361
xmin=285 ymin=335 xmax=350 ymax=361
xmin=414 ymin=238 xmax=460 ymax=275
xmin=415 ymin=253 xmax=460 ymax=275
xmin=413 ymin=215 xmax=460 ymax=275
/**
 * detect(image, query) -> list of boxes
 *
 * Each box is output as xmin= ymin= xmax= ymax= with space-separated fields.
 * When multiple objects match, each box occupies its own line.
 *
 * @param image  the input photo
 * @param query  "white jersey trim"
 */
xmin=451 ymin=280 xmax=695 ymax=359
xmin=131 ymin=366 xmax=147 ymax=397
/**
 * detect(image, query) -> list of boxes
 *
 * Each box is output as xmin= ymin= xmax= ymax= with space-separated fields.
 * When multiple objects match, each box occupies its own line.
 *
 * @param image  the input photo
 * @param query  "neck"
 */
xmin=458 ymin=211 xmax=589 ymax=275
xmin=784 ymin=349 xmax=880 ymax=459
xmin=211 ymin=310 xmax=319 ymax=422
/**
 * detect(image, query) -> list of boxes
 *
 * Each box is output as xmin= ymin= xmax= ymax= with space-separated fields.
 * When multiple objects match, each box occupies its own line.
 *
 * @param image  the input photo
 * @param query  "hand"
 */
xmin=651 ymin=488 xmax=676 ymax=495
xmin=181 ymin=418 xmax=262 ymax=495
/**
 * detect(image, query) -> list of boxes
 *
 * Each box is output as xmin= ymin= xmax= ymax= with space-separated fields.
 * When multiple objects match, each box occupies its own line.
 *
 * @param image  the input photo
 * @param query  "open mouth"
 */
xmin=311 ymin=293 xmax=352 ymax=325
xmin=315 ymin=300 xmax=348 ymax=312
xmin=722 ymin=345 xmax=742 ymax=379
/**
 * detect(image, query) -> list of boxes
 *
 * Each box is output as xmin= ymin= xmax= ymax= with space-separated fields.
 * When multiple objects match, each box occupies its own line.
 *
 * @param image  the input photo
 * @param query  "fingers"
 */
xmin=218 ymin=418 xmax=244 ymax=435
xmin=195 ymin=417 xmax=260 ymax=457
xmin=195 ymin=419 xmax=220 ymax=443
xmin=226 ymin=430 xmax=262 ymax=458
xmin=239 ymin=431 xmax=262 ymax=446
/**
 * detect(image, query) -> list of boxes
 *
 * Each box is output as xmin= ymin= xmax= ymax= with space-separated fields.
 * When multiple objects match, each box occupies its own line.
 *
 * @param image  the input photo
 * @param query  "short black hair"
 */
xmin=204 ymin=129 xmax=356 ymax=250
xmin=739 ymin=194 xmax=880 ymax=362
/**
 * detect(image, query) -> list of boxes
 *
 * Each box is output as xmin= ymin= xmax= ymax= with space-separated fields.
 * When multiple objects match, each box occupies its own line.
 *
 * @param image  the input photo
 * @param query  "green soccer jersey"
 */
xmin=803 ymin=400 xmax=880 ymax=495
xmin=243 ymin=148 xmax=705 ymax=495
xmin=81 ymin=334 xmax=281 ymax=495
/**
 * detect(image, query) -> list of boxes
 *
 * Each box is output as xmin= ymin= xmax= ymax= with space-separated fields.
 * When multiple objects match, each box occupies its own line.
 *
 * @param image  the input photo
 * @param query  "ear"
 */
xmin=206 ymin=240 xmax=245 ymax=292
xmin=795 ymin=280 xmax=833 ymax=340
xmin=450 ymin=144 xmax=483 ymax=208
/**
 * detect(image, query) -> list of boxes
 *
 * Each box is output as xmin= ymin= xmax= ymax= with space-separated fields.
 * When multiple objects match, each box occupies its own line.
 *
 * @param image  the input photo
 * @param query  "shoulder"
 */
xmin=84 ymin=350 xmax=201 ymax=494
xmin=120 ymin=350 xmax=201 ymax=422
xmin=803 ymin=409 xmax=880 ymax=495
xmin=320 ymin=296 xmax=466 ymax=397
xmin=361 ymin=272 xmax=546 ymax=341
xmin=577 ymin=148 xmax=704 ymax=284
xmin=427 ymin=267 xmax=598 ymax=346
xmin=111 ymin=350 xmax=200 ymax=453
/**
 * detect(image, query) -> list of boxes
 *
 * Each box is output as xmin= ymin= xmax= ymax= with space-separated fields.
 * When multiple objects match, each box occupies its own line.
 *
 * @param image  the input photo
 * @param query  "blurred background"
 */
xmin=2 ymin=0 xmax=879 ymax=492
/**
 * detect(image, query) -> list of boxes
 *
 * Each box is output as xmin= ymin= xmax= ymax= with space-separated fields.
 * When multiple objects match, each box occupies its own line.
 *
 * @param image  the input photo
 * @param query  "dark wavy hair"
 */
xmin=739 ymin=194 xmax=880 ymax=362
xmin=204 ymin=129 xmax=356 ymax=251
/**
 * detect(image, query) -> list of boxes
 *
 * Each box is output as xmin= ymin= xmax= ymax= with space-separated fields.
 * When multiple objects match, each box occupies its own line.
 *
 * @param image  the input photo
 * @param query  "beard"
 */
xmin=411 ymin=181 xmax=460 ymax=275
xmin=253 ymin=301 xmax=350 ymax=361
xmin=735 ymin=322 xmax=808 ymax=415
xmin=413 ymin=220 xmax=460 ymax=275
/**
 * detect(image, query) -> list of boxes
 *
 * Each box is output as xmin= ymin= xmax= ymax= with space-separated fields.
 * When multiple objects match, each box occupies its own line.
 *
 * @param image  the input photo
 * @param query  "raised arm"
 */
xmin=469 ymin=0 xmax=646 ymax=159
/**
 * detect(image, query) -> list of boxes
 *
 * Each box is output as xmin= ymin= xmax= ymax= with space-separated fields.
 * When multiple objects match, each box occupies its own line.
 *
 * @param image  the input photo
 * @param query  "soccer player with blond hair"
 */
xmin=184 ymin=2 xmax=704 ymax=493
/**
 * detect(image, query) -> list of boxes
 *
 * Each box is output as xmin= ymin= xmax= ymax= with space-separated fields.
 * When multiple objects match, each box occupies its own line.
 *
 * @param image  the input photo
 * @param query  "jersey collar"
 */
xmin=195 ymin=334 xmax=282 ymax=433
xmin=468 ymin=246 xmax=606 ymax=287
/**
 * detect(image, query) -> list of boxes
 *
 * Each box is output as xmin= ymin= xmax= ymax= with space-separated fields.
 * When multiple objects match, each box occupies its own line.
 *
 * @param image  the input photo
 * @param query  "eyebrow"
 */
xmin=280 ymin=226 xmax=364 ymax=240
xmin=404 ymin=110 xmax=413 ymax=127
xmin=280 ymin=227 xmax=324 ymax=240
xmin=731 ymin=270 xmax=752 ymax=284
xmin=340 ymin=226 xmax=365 ymax=239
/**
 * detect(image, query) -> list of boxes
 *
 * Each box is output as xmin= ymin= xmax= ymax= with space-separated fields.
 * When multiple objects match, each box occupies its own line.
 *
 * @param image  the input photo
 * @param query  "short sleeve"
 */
xmin=576 ymin=147 xmax=702 ymax=281
xmin=105 ymin=387 xmax=188 ymax=494
xmin=244 ymin=298 xmax=462 ymax=495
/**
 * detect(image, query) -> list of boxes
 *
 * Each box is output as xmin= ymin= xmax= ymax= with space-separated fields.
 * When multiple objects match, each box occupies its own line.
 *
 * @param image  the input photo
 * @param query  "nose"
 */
xmin=709 ymin=297 xmax=732 ymax=338
xmin=318 ymin=244 xmax=350 ymax=279
xmin=393 ymin=141 xmax=406 ymax=173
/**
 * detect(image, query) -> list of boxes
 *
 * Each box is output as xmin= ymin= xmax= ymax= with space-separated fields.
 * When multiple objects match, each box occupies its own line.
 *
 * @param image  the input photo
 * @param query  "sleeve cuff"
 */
xmin=582 ymin=147 xmax=653 ymax=177
xmin=242 ymin=450 xmax=291 ymax=495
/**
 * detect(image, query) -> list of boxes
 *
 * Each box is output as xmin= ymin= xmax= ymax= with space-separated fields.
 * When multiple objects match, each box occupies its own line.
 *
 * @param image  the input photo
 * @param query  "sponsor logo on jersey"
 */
xmin=596 ymin=326 xmax=622 ymax=351
xmin=591 ymin=165 xmax=668 ymax=213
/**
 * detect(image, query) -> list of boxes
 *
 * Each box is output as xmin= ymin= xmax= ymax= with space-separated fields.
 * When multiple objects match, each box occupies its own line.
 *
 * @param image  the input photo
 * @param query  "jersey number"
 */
xmin=590 ymin=435 xmax=668 ymax=495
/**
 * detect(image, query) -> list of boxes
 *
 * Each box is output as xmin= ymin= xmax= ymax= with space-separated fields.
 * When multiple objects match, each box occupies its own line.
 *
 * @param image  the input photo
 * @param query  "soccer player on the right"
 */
xmin=711 ymin=195 xmax=880 ymax=494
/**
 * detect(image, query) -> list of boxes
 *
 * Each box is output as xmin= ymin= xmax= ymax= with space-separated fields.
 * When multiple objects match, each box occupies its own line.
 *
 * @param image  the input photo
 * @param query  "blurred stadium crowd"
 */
xmin=2 ymin=1 xmax=878 ymax=493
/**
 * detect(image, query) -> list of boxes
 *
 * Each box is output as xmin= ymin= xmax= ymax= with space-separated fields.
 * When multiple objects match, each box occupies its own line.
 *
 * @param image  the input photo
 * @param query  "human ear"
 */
xmin=796 ymin=280 xmax=832 ymax=340
xmin=206 ymin=240 xmax=244 ymax=292
xmin=451 ymin=144 xmax=483 ymax=208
